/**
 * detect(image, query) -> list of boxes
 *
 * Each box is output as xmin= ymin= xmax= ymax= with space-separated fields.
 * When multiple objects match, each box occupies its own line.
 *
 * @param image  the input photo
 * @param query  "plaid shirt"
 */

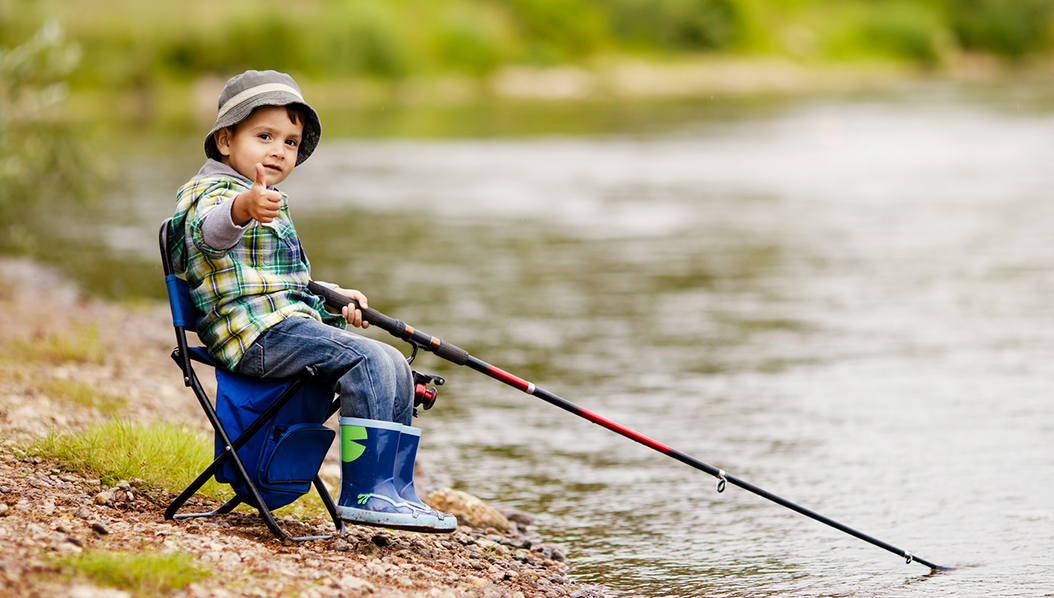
xmin=168 ymin=163 xmax=344 ymax=371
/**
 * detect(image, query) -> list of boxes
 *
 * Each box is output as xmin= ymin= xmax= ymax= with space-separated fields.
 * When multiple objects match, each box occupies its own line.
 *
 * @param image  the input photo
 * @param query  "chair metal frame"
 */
xmin=159 ymin=218 xmax=345 ymax=542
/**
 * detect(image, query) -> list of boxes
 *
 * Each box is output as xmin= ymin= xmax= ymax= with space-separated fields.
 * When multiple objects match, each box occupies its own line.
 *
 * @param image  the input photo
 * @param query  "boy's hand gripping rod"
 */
xmin=308 ymin=281 xmax=949 ymax=572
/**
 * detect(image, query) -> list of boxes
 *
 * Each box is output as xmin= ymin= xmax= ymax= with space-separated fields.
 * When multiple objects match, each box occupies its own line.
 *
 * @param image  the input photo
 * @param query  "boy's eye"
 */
xmin=286 ymin=139 xmax=299 ymax=147
xmin=258 ymin=133 xmax=272 ymax=141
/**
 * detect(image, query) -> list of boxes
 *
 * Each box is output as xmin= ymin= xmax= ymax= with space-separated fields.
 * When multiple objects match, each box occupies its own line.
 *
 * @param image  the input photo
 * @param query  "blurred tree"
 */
xmin=948 ymin=0 xmax=1054 ymax=57
xmin=604 ymin=0 xmax=739 ymax=51
xmin=501 ymin=0 xmax=611 ymax=61
xmin=0 ymin=21 xmax=93 ymax=215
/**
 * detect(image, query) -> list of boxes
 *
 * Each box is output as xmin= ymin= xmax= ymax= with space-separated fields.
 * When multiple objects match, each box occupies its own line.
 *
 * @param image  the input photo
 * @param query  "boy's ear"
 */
xmin=214 ymin=128 xmax=233 ymax=158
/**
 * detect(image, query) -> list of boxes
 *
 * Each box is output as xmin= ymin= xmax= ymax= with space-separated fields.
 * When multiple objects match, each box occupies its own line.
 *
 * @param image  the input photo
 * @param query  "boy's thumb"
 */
xmin=254 ymin=163 xmax=266 ymax=187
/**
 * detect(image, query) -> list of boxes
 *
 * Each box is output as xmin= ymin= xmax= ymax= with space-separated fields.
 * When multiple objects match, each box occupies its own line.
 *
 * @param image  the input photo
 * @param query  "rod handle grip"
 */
xmin=307 ymin=281 xmax=399 ymax=331
xmin=307 ymin=281 xmax=469 ymax=366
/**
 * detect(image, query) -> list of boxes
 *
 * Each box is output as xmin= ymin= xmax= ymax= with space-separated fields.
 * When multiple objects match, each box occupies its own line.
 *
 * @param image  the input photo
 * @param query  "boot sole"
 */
xmin=336 ymin=505 xmax=457 ymax=534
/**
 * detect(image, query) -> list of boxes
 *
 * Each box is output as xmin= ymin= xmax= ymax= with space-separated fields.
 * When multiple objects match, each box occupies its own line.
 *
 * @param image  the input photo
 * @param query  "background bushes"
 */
xmin=948 ymin=0 xmax=1054 ymax=57
xmin=2 ymin=0 xmax=1054 ymax=95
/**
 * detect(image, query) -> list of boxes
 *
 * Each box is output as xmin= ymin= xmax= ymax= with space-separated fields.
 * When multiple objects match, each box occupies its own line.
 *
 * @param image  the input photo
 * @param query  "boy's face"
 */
xmin=214 ymin=105 xmax=304 ymax=188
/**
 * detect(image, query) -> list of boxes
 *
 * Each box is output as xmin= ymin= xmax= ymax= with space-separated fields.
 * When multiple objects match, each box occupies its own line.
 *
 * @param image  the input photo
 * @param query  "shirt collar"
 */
xmin=193 ymin=159 xmax=252 ymax=185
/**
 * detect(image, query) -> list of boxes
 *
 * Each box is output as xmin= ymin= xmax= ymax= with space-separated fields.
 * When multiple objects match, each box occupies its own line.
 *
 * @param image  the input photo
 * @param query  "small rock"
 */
xmin=91 ymin=522 xmax=110 ymax=535
xmin=54 ymin=541 xmax=82 ymax=555
xmin=0 ymin=504 xmax=8 ymax=517
xmin=94 ymin=489 xmax=115 ymax=505
xmin=505 ymin=508 xmax=534 ymax=525
xmin=371 ymin=534 xmax=390 ymax=547
xmin=74 ymin=506 xmax=90 ymax=519
xmin=453 ymin=531 xmax=475 ymax=545
xmin=512 ymin=549 xmax=532 ymax=562
xmin=67 ymin=586 xmax=132 ymax=598
xmin=0 ymin=487 xmax=10 ymax=494
xmin=330 ymin=538 xmax=350 ymax=552
xmin=337 ymin=575 xmax=375 ymax=593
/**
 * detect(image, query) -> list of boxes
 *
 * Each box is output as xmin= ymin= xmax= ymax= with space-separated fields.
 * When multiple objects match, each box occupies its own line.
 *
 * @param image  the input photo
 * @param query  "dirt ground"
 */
xmin=0 ymin=257 xmax=611 ymax=598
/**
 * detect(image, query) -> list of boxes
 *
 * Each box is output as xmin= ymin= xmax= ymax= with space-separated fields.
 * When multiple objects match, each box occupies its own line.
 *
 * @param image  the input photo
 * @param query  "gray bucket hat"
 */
xmin=204 ymin=70 xmax=321 ymax=166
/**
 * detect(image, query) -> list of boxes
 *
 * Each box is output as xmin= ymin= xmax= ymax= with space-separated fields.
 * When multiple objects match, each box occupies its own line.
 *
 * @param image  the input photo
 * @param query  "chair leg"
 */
xmin=315 ymin=475 xmax=345 ymax=536
xmin=166 ymin=378 xmax=341 ymax=542
xmin=165 ymin=451 xmax=231 ymax=521
xmin=170 ymin=496 xmax=242 ymax=520
xmin=251 ymin=476 xmax=342 ymax=542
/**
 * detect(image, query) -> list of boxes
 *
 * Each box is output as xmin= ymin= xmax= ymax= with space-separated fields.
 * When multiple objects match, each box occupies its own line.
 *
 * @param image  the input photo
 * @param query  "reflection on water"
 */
xmin=13 ymin=87 xmax=1054 ymax=596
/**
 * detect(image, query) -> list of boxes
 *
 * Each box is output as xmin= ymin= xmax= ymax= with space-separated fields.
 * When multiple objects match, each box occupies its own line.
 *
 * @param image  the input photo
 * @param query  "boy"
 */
xmin=168 ymin=70 xmax=454 ymax=533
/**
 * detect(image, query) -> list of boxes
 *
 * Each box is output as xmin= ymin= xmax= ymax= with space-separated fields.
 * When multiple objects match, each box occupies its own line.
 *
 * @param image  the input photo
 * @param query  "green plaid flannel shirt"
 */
xmin=168 ymin=171 xmax=344 ymax=371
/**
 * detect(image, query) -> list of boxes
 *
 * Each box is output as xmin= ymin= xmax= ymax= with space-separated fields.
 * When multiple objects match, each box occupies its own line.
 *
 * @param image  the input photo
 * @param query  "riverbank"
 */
xmin=79 ymin=53 xmax=1020 ymax=129
xmin=0 ymin=257 xmax=608 ymax=598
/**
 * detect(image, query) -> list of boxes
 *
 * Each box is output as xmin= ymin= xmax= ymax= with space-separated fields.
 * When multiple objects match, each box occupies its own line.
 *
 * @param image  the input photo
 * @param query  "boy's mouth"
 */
xmin=263 ymin=164 xmax=283 ymax=174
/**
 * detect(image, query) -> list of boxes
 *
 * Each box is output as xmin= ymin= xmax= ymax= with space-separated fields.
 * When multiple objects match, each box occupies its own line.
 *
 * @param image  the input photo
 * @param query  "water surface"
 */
xmin=23 ymin=88 xmax=1054 ymax=596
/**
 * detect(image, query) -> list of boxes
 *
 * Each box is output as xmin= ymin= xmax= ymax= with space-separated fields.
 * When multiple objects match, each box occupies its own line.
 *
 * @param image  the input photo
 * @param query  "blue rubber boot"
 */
xmin=337 ymin=417 xmax=439 ymax=531
xmin=394 ymin=425 xmax=457 ymax=533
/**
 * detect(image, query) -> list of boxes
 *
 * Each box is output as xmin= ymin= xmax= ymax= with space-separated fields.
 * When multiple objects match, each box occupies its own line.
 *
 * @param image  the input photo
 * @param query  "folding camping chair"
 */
xmin=158 ymin=218 xmax=345 ymax=542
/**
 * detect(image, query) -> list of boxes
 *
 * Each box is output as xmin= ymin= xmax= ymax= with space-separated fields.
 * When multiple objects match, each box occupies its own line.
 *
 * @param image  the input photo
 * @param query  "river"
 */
xmin=24 ymin=84 xmax=1054 ymax=596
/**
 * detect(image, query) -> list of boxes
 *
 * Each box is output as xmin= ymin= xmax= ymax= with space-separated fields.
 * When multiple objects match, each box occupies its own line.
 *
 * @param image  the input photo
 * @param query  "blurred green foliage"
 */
xmin=0 ymin=20 xmax=93 ymax=213
xmin=3 ymin=0 xmax=1054 ymax=98
xmin=605 ymin=0 xmax=739 ymax=51
xmin=948 ymin=0 xmax=1054 ymax=57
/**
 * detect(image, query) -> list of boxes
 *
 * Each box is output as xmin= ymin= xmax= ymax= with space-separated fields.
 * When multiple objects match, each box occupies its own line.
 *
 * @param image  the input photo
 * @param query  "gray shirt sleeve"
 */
xmin=201 ymin=197 xmax=250 ymax=250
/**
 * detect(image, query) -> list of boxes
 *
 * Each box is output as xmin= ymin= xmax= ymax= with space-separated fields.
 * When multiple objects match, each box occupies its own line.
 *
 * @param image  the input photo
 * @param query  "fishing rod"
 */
xmin=308 ymin=281 xmax=949 ymax=572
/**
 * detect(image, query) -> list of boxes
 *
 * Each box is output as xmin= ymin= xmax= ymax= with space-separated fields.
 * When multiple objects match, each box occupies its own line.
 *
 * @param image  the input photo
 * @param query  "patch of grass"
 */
xmin=53 ymin=549 xmax=210 ymax=596
xmin=11 ymin=323 xmax=105 ymax=365
xmin=272 ymin=481 xmax=336 ymax=521
xmin=27 ymin=418 xmax=224 ymax=497
xmin=37 ymin=378 xmax=126 ymax=415
xmin=26 ymin=418 xmax=336 ymax=523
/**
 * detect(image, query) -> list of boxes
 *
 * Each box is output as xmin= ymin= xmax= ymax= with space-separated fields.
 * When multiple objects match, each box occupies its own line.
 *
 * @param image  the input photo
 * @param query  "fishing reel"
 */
xmin=406 ymin=340 xmax=445 ymax=416
xmin=412 ymin=370 xmax=444 ymax=416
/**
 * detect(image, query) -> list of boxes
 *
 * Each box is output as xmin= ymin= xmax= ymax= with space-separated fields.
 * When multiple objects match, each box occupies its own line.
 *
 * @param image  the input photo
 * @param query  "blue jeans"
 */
xmin=236 ymin=316 xmax=413 ymax=425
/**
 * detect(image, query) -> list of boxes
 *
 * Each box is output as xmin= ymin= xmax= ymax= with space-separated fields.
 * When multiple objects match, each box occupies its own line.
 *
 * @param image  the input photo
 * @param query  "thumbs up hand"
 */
xmin=232 ymin=163 xmax=283 ymax=225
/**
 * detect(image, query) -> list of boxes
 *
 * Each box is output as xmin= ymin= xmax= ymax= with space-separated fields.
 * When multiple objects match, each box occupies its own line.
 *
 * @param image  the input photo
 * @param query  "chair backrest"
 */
xmin=159 ymin=218 xmax=202 ymax=333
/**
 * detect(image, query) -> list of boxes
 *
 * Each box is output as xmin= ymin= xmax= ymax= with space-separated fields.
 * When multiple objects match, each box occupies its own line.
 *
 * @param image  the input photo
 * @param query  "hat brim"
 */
xmin=204 ymin=90 xmax=321 ymax=166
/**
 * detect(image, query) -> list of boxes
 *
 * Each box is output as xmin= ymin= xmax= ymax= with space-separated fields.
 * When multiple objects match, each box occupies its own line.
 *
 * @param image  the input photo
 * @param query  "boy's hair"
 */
xmin=224 ymin=104 xmax=309 ymax=135
xmin=204 ymin=70 xmax=321 ymax=166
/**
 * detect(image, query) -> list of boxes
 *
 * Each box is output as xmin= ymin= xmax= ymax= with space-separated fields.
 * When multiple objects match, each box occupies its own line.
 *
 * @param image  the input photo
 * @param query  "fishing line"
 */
xmin=308 ymin=281 xmax=950 ymax=572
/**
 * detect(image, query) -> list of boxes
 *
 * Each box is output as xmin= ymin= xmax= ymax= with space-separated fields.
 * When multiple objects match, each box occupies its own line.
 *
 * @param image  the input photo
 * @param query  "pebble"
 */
xmin=0 ymin=504 xmax=7 ymax=517
xmin=90 ymin=522 xmax=110 ymax=535
xmin=54 ymin=541 xmax=81 ymax=554
xmin=504 ymin=509 xmax=535 ymax=525
xmin=74 ymin=506 xmax=90 ymax=519
xmin=336 ymin=575 xmax=374 ymax=592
